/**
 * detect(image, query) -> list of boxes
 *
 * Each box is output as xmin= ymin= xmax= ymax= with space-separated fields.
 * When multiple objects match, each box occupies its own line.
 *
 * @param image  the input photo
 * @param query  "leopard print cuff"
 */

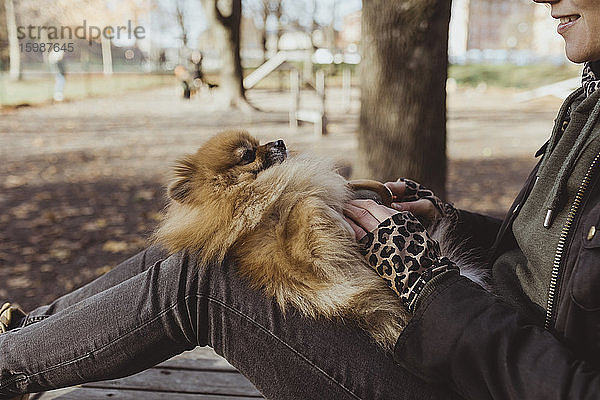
xmin=359 ymin=212 xmax=459 ymax=311
xmin=399 ymin=179 xmax=459 ymax=224
xmin=403 ymin=257 xmax=458 ymax=312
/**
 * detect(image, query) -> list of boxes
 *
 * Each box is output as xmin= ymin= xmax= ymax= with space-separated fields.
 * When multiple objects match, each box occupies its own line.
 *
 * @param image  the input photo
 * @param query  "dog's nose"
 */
xmin=265 ymin=139 xmax=286 ymax=153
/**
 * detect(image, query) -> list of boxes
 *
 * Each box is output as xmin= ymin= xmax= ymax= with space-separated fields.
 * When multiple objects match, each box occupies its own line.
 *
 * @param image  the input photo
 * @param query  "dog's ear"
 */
xmin=168 ymin=156 xmax=196 ymax=203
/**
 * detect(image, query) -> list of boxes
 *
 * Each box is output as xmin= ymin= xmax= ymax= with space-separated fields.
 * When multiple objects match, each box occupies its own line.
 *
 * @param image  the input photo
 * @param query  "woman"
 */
xmin=1 ymin=0 xmax=598 ymax=399
xmin=347 ymin=0 xmax=600 ymax=397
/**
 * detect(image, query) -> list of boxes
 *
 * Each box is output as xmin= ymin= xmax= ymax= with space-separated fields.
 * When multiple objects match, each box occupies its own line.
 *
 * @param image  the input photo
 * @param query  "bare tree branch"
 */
xmin=175 ymin=1 xmax=188 ymax=47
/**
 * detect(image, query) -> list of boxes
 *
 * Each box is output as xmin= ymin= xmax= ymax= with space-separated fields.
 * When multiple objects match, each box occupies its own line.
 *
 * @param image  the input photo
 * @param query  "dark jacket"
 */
xmin=393 ymin=93 xmax=600 ymax=399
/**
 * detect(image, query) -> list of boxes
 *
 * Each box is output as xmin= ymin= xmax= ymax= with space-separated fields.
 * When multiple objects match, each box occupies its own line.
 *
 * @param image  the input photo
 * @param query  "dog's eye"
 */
xmin=240 ymin=148 xmax=256 ymax=165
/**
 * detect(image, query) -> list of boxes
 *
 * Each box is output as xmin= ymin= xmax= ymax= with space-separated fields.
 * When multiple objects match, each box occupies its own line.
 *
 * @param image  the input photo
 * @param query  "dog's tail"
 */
xmin=430 ymin=218 xmax=491 ymax=290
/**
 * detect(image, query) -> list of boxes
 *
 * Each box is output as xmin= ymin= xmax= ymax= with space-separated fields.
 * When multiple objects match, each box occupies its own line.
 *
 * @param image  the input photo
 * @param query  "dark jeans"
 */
xmin=0 ymin=246 xmax=455 ymax=399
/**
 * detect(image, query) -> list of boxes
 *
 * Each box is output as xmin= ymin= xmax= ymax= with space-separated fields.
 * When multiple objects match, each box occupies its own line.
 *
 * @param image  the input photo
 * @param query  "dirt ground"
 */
xmin=0 ymin=84 xmax=563 ymax=311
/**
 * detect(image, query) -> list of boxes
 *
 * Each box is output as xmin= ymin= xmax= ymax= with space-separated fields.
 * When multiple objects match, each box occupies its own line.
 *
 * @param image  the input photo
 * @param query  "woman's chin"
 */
xmin=564 ymin=44 xmax=600 ymax=64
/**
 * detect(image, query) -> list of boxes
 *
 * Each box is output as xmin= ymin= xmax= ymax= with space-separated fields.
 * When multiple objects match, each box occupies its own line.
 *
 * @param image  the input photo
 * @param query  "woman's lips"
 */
xmin=557 ymin=15 xmax=581 ymax=34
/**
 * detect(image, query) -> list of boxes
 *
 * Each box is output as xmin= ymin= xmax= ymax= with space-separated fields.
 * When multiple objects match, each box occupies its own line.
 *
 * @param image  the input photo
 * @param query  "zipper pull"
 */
xmin=544 ymin=209 xmax=554 ymax=228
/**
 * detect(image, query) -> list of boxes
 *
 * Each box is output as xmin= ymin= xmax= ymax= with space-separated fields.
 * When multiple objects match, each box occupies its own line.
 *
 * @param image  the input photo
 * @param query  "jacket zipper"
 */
xmin=544 ymin=151 xmax=600 ymax=330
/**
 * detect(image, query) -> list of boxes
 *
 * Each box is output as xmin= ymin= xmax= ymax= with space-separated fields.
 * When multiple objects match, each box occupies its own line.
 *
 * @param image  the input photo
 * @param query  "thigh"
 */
xmin=196 ymin=255 xmax=457 ymax=400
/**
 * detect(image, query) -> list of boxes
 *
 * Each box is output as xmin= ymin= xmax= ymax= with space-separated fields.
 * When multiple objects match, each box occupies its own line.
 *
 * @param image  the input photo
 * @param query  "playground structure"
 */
xmin=243 ymin=51 xmax=355 ymax=136
xmin=289 ymin=68 xmax=326 ymax=137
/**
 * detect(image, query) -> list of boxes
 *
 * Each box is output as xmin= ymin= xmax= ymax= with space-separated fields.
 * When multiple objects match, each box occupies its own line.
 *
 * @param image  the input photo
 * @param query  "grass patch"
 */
xmin=0 ymin=73 xmax=175 ymax=106
xmin=449 ymin=63 xmax=582 ymax=89
xmin=0 ymin=63 xmax=584 ymax=106
xmin=247 ymin=63 xmax=582 ymax=90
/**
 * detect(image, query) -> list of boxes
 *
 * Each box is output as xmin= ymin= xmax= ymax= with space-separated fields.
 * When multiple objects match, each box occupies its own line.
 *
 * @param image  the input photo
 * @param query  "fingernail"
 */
xmin=391 ymin=203 xmax=403 ymax=210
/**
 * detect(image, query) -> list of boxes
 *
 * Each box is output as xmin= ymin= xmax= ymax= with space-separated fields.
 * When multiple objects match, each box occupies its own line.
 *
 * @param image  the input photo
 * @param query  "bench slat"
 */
xmin=83 ymin=368 xmax=262 ymax=397
xmin=39 ymin=387 xmax=262 ymax=400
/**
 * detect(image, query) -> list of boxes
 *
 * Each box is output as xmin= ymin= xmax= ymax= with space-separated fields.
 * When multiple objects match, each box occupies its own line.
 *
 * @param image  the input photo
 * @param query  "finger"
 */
xmin=344 ymin=203 xmax=381 ymax=232
xmin=391 ymin=199 xmax=438 ymax=220
xmin=348 ymin=199 xmax=398 ymax=222
xmin=384 ymin=181 xmax=406 ymax=200
xmin=345 ymin=217 xmax=367 ymax=241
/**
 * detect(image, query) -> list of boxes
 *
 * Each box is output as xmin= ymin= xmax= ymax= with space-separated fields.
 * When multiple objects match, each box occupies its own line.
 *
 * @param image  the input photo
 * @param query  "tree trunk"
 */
xmin=260 ymin=0 xmax=268 ymax=61
xmin=5 ymin=0 xmax=21 ymax=81
xmin=356 ymin=0 xmax=451 ymax=198
xmin=0 ymin=3 xmax=7 ymax=69
xmin=206 ymin=0 xmax=249 ymax=109
xmin=260 ymin=29 xmax=267 ymax=62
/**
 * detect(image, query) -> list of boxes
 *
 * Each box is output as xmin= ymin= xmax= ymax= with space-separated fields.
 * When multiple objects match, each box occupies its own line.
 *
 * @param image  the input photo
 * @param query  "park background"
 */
xmin=0 ymin=0 xmax=583 ymax=313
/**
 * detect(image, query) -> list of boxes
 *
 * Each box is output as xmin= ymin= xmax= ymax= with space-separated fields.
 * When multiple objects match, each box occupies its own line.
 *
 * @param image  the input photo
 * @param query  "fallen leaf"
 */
xmin=102 ymin=241 xmax=129 ymax=253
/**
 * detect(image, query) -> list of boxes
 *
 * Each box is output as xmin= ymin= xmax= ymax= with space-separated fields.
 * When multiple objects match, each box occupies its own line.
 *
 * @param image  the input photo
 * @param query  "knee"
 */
xmin=170 ymin=253 xmax=239 ymax=348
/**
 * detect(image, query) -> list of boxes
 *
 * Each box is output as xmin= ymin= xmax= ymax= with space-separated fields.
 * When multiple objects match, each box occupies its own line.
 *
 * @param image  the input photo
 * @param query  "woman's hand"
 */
xmin=384 ymin=178 xmax=458 ymax=226
xmin=344 ymin=199 xmax=397 ymax=241
xmin=344 ymin=199 xmax=459 ymax=311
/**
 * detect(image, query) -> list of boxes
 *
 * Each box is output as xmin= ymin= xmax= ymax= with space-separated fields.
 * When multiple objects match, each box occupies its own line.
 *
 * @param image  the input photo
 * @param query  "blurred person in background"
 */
xmin=48 ymin=50 xmax=66 ymax=102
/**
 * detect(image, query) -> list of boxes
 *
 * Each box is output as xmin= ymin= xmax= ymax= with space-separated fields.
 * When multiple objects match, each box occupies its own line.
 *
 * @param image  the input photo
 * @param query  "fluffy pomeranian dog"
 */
xmin=155 ymin=129 xmax=486 ymax=350
xmin=155 ymin=129 xmax=408 ymax=349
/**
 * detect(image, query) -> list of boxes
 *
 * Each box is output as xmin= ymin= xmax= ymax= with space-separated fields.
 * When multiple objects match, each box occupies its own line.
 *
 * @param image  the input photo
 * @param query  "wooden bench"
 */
xmin=37 ymin=347 xmax=264 ymax=399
